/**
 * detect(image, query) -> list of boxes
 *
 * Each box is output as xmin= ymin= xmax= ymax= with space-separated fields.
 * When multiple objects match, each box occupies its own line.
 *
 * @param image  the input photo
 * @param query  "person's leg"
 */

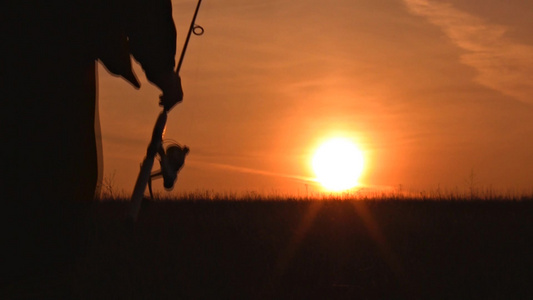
xmin=2 ymin=59 xmax=99 ymax=285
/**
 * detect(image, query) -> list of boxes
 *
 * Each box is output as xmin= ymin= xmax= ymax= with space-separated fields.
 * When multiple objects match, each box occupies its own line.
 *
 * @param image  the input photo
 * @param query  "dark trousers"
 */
xmin=2 ymin=55 xmax=101 ymax=283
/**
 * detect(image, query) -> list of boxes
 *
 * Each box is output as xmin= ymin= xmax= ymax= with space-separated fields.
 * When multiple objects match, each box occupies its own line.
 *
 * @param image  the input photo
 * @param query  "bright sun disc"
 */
xmin=312 ymin=138 xmax=364 ymax=192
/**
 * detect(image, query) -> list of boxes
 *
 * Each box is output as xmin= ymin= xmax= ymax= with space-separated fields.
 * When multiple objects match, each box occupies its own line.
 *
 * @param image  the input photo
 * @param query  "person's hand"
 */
xmin=153 ymin=71 xmax=183 ymax=111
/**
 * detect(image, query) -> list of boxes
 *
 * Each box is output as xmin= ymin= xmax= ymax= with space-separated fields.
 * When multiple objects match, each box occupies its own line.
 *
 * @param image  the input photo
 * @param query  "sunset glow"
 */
xmin=312 ymin=138 xmax=364 ymax=192
xmin=95 ymin=0 xmax=533 ymax=195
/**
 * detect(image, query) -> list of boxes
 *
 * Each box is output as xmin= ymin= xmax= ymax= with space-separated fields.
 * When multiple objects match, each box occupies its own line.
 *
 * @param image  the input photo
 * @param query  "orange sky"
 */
xmin=97 ymin=0 xmax=533 ymax=196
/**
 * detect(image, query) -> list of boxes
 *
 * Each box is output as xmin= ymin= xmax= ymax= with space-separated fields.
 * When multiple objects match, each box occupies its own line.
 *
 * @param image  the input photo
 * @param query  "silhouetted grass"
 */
xmin=4 ymin=196 xmax=533 ymax=299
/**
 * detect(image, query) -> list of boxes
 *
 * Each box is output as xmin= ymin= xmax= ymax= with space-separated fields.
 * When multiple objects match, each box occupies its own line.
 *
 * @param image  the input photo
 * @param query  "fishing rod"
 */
xmin=129 ymin=0 xmax=204 ymax=221
xmin=177 ymin=0 xmax=204 ymax=73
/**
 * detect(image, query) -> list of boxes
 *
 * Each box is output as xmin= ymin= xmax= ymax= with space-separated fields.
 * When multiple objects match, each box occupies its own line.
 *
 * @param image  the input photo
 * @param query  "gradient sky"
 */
xmin=97 ymin=0 xmax=533 ymax=196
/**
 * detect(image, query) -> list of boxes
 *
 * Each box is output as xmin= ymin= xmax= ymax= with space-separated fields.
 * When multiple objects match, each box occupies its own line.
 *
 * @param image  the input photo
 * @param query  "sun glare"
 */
xmin=312 ymin=137 xmax=364 ymax=192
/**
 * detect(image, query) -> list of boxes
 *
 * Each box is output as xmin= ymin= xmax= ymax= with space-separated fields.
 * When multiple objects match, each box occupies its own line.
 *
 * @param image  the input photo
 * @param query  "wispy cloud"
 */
xmin=403 ymin=0 xmax=533 ymax=104
xmin=188 ymin=159 xmax=317 ymax=183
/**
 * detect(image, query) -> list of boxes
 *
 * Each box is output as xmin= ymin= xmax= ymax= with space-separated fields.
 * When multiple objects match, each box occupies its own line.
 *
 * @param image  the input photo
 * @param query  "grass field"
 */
xmin=4 ymin=196 xmax=533 ymax=299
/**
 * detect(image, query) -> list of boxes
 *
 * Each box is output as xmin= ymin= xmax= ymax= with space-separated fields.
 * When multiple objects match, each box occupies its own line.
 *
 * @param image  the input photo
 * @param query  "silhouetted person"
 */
xmin=2 ymin=0 xmax=183 ymax=292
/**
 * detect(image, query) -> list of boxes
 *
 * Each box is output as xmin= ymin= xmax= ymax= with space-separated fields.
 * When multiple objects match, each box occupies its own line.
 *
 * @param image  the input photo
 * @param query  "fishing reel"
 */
xmin=129 ymin=0 xmax=203 ymax=221
xmin=147 ymin=141 xmax=189 ymax=199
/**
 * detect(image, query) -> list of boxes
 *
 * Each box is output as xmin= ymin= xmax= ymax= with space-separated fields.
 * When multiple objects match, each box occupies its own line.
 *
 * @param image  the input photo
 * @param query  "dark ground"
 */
xmin=3 ymin=199 xmax=533 ymax=299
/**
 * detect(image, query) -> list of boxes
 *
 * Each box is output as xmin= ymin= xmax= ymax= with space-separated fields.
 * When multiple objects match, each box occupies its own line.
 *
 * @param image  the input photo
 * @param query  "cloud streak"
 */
xmin=403 ymin=0 xmax=533 ymax=104
xmin=188 ymin=159 xmax=317 ymax=183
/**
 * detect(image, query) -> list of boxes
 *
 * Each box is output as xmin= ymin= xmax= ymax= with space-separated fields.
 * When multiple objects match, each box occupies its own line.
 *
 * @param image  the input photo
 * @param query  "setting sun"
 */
xmin=312 ymin=137 xmax=365 ymax=192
